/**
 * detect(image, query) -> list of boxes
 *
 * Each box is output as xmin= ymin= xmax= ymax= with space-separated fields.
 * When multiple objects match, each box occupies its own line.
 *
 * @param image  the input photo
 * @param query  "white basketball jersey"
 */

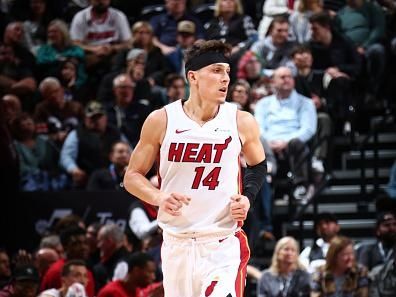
xmin=158 ymin=100 xmax=242 ymax=235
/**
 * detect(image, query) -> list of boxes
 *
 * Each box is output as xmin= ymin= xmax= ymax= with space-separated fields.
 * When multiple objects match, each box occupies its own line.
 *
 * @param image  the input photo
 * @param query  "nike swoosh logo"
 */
xmin=175 ymin=129 xmax=191 ymax=134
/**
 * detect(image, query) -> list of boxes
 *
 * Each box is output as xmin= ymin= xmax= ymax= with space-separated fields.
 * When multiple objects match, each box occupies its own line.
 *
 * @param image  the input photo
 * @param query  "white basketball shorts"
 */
xmin=161 ymin=230 xmax=250 ymax=297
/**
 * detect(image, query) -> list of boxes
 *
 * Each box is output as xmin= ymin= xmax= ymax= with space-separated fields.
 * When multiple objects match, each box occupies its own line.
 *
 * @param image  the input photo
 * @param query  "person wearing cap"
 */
xmin=0 ymin=265 xmax=39 ymax=297
xmin=299 ymin=212 xmax=340 ymax=273
xmin=59 ymin=100 xmax=122 ymax=188
xmin=149 ymin=0 xmax=205 ymax=55
xmin=166 ymin=20 xmax=197 ymax=77
xmin=356 ymin=211 xmax=396 ymax=271
xmin=123 ymin=40 xmax=266 ymax=296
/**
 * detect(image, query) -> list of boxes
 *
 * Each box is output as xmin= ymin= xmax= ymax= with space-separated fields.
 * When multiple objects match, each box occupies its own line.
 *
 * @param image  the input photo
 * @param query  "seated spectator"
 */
xmin=299 ymin=212 xmax=340 ymax=273
xmin=291 ymin=45 xmax=333 ymax=173
xmin=97 ymin=49 xmax=153 ymax=109
xmin=163 ymin=73 xmax=186 ymax=103
xmin=40 ymin=226 xmax=95 ymax=297
xmin=309 ymin=12 xmax=361 ymax=134
xmin=70 ymin=0 xmax=131 ymax=71
xmin=251 ymin=16 xmax=296 ymax=76
xmin=85 ymin=222 xmax=102 ymax=268
xmin=35 ymin=248 xmax=59 ymax=280
xmin=356 ymin=211 xmax=396 ymax=271
xmin=237 ymin=51 xmax=263 ymax=86
xmin=93 ymin=224 xmax=130 ymax=291
xmin=11 ymin=113 xmax=67 ymax=191
xmin=2 ymin=21 xmax=35 ymax=71
xmin=34 ymin=77 xmax=84 ymax=134
xmin=369 ymin=241 xmax=396 ymax=297
xmin=228 ymin=79 xmax=252 ymax=112
xmin=257 ymin=0 xmax=296 ymax=38
xmin=311 ymin=236 xmax=369 ymax=297
xmin=127 ymin=198 xmax=160 ymax=253
xmin=0 ymin=249 xmax=11 ymax=288
xmin=97 ymin=252 xmax=160 ymax=297
xmin=254 ymin=66 xmax=317 ymax=201
xmin=336 ymin=0 xmax=386 ymax=100
xmin=0 ymin=43 xmax=37 ymax=107
xmin=87 ymin=141 xmax=131 ymax=191
xmin=38 ymin=260 xmax=88 ymax=297
xmin=105 ymin=74 xmax=152 ymax=147
xmin=150 ymin=0 xmax=205 ymax=55
xmin=257 ymin=236 xmax=310 ymax=297
xmin=58 ymin=58 xmax=90 ymax=104
xmin=166 ymin=20 xmax=197 ymax=77
xmin=1 ymin=94 xmax=22 ymax=124
xmin=205 ymin=0 xmax=257 ymax=56
xmin=39 ymin=235 xmax=64 ymax=259
xmin=22 ymin=0 xmax=52 ymax=55
xmin=60 ymin=101 xmax=122 ymax=188
xmin=36 ymin=19 xmax=87 ymax=88
xmin=0 ymin=265 xmax=40 ymax=297
xmin=289 ymin=0 xmax=323 ymax=44
xmin=128 ymin=21 xmax=170 ymax=86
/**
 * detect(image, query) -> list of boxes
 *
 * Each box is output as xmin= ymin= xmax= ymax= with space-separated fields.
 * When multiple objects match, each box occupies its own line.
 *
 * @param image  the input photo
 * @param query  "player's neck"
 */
xmin=183 ymin=97 xmax=220 ymax=125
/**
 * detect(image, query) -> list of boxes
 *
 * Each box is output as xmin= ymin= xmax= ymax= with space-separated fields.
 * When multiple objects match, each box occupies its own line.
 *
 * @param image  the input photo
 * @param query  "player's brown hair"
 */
xmin=184 ymin=40 xmax=232 ymax=66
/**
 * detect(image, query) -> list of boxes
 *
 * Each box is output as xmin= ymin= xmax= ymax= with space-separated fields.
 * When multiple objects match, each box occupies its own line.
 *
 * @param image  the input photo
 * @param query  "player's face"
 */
xmin=195 ymin=63 xmax=230 ymax=103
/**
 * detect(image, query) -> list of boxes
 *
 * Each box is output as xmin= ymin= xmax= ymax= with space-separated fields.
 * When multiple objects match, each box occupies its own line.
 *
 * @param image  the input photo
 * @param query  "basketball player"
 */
xmin=124 ymin=40 xmax=267 ymax=297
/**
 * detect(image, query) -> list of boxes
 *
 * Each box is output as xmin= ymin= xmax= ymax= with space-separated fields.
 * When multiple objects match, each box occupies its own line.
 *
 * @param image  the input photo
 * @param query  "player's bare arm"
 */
xmin=123 ymin=109 xmax=190 ymax=216
xmin=229 ymin=110 xmax=267 ymax=221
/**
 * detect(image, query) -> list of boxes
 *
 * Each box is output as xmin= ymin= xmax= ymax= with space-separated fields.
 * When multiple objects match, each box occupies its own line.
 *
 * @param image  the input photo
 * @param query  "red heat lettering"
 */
xmin=182 ymin=143 xmax=200 ymax=162
xmin=168 ymin=143 xmax=185 ymax=162
xmin=213 ymin=136 xmax=232 ymax=163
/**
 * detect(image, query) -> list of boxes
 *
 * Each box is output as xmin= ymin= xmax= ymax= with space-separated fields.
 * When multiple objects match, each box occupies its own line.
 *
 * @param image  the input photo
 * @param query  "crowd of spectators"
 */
xmin=1 ymin=0 xmax=396 ymax=296
xmin=0 ymin=210 xmax=394 ymax=296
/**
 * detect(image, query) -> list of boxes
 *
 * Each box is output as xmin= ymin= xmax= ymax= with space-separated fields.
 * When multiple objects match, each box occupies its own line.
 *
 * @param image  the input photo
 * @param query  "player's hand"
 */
xmin=230 ymin=194 xmax=250 ymax=221
xmin=158 ymin=192 xmax=191 ymax=216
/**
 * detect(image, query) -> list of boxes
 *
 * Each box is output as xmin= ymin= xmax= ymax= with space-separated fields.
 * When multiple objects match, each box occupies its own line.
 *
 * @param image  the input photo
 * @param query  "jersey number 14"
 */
xmin=192 ymin=167 xmax=221 ymax=190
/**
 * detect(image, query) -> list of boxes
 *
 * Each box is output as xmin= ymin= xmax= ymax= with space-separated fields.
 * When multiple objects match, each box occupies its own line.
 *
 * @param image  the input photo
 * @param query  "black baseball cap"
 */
xmin=13 ymin=265 xmax=39 ymax=282
xmin=85 ymin=101 xmax=106 ymax=117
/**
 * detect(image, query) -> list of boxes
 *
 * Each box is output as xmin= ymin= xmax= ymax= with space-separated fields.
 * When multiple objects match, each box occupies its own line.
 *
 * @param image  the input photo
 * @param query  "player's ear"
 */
xmin=187 ymin=70 xmax=196 ymax=84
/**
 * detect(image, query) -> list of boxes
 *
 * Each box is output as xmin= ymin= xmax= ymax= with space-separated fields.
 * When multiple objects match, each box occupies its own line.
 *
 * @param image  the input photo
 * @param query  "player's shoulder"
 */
xmin=236 ymin=109 xmax=256 ymax=125
xmin=144 ymin=108 xmax=167 ymax=129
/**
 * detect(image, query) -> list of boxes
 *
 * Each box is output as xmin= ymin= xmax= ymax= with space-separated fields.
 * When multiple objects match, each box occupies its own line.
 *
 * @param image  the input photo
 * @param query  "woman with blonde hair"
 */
xmin=36 ymin=19 xmax=86 ymax=86
xmin=311 ymin=236 xmax=369 ymax=297
xmin=205 ymin=0 xmax=258 ymax=55
xmin=289 ymin=0 xmax=323 ymax=43
xmin=112 ymin=21 xmax=170 ymax=86
xmin=257 ymin=236 xmax=310 ymax=297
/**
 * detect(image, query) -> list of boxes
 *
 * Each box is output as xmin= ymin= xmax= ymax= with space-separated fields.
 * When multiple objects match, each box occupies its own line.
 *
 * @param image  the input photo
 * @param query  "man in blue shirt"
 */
xmin=254 ymin=66 xmax=317 ymax=200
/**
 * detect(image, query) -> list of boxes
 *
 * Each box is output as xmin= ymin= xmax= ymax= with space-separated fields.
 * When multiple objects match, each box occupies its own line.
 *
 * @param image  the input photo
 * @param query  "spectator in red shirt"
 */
xmin=97 ymin=252 xmax=160 ymax=297
xmin=40 ymin=226 xmax=95 ymax=297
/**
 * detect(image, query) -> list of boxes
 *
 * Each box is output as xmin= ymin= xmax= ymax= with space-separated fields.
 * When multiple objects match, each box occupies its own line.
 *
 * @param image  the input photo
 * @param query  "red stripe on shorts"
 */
xmin=234 ymin=230 xmax=250 ymax=297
